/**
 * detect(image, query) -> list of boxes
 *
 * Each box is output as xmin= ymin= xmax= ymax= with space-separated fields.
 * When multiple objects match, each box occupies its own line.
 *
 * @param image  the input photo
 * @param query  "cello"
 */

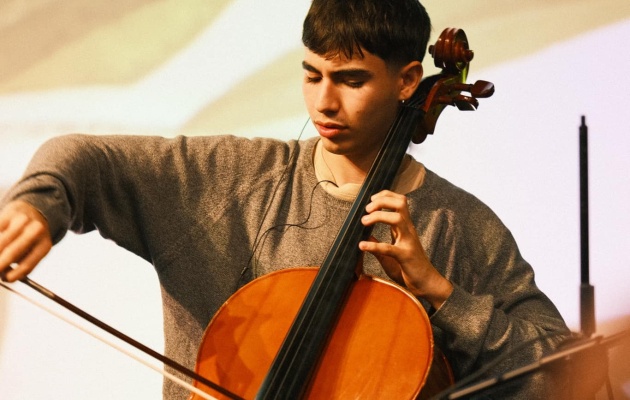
xmin=190 ymin=27 xmax=494 ymax=399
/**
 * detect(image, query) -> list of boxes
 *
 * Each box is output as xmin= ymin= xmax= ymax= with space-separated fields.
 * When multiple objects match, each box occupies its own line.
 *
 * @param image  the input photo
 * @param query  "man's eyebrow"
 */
xmin=302 ymin=61 xmax=320 ymax=74
xmin=301 ymin=61 xmax=373 ymax=80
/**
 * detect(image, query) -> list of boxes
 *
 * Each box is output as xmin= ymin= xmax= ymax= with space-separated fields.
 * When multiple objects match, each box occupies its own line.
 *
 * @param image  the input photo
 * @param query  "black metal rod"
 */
xmin=579 ymin=115 xmax=595 ymax=338
xmin=580 ymin=115 xmax=589 ymax=284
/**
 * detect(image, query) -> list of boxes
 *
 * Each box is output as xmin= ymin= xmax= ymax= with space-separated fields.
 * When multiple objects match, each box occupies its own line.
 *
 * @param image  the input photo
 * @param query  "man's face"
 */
xmin=302 ymin=47 xmax=405 ymax=166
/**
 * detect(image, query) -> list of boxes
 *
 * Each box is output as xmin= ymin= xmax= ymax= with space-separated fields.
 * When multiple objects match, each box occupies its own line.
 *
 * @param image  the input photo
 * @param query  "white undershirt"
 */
xmin=313 ymin=139 xmax=426 ymax=201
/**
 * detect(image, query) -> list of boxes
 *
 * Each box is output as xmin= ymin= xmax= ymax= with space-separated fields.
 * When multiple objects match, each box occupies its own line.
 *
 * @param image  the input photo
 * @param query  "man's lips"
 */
xmin=315 ymin=121 xmax=347 ymax=138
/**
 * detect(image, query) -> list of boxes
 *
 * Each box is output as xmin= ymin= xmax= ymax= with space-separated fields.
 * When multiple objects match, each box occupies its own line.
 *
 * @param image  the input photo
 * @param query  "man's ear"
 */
xmin=399 ymin=61 xmax=423 ymax=101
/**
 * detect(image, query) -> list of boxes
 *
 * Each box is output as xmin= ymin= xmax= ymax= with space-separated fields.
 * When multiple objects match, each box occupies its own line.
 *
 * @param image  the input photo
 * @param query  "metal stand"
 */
xmin=430 ymin=116 xmax=625 ymax=400
xmin=580 ymin=115 xmax=596 ymax=338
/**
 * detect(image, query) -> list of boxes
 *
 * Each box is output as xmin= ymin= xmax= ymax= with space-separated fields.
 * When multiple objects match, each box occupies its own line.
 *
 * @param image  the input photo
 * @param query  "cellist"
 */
xmin=0 ymin=0 xmax=569 ymax=398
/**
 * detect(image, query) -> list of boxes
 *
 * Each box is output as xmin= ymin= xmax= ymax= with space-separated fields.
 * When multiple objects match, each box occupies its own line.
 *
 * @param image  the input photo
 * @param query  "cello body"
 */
xmin=191 ymin=267 xmax=452 ymax=399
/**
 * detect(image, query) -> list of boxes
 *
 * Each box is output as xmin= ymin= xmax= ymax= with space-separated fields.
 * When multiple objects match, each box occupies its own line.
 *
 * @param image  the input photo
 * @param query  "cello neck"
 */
xmin=256 ymin=104 xmax=423 ymax=399
xmin=257 ymin=27 xmax=493 ymax=399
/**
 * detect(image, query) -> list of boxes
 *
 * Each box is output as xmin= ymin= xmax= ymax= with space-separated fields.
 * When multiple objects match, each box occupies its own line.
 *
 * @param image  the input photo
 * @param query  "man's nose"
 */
xmin=315 ymin=81 xmax=340 ymax=115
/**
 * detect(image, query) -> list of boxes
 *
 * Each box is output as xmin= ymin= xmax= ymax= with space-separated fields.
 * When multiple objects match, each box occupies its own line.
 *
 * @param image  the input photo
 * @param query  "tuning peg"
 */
xmin=437 ymin=94 xmax=479 ymax=110
xmin=469 ymin=80 xmax=494 ymax=98
xmin=454 ymin=94 xmax=478 ymax=111
xmin=451 ymin=81 xmax=494 ymax=98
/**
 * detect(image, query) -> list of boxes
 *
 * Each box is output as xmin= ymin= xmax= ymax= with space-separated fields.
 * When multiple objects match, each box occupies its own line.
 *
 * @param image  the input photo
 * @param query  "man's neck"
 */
xmin=320 ymin=146 xmax=376 ymax=187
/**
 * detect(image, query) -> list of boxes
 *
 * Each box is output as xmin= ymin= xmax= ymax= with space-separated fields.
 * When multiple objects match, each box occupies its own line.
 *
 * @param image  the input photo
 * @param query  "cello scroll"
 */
xmin=412 ymin=27 xmax=495 ymax=144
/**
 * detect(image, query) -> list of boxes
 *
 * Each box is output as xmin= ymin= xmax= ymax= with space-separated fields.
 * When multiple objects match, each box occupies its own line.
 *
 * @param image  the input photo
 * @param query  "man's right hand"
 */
xmin=0 ymin=200 xmax=52 ymax=282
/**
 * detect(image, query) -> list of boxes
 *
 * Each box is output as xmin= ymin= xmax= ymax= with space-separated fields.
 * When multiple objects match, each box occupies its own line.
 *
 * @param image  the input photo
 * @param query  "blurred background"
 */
xmin=1 ymin=0 xmax=629 ymax=398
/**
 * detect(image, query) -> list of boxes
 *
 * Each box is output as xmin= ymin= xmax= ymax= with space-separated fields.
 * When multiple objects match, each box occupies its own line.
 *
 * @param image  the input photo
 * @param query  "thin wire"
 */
xmin=0 ymin=280 xmax=218 ymax=400
xmin=237 ymin=117 xmax=313 ymax=287
xmin=247 ymin=179 xmax=335 ymax=275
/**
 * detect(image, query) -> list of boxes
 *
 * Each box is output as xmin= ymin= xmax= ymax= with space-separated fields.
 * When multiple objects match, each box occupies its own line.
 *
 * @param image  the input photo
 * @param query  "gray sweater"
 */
xmin=3 ymin=134 xmax=569 ymax=399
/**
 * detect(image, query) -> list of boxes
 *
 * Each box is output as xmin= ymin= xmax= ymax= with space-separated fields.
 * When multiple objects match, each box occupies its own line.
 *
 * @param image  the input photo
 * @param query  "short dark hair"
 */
xmin=302 ymin=0 xmax=431 ymax=65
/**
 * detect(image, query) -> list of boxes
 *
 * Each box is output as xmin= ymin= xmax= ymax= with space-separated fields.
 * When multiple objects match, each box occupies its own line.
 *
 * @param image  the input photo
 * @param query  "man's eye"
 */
xmin=305 ymin=75 xmax=321 ymax=84
xmin=346 ymin=80 xmax=364 ymax=88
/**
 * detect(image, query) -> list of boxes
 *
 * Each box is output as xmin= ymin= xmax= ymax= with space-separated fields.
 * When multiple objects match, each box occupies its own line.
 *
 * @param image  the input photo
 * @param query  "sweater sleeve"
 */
xmin=417 ymin=172 xmax=570 ymax=397
xmin=1 ymin=134 xmax=297 ymax=266
xmin=2 ymin=134 xmax=180 ymax=261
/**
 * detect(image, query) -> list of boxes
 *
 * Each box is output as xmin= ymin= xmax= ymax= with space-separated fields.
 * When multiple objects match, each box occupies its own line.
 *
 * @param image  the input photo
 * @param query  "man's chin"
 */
xmin=319 ymin=137 xmax=348 ymax=155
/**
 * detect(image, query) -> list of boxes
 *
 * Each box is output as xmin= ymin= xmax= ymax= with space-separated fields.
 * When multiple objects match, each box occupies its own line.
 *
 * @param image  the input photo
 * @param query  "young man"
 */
xmin=0 ymin=0 xmax=568 ymax=398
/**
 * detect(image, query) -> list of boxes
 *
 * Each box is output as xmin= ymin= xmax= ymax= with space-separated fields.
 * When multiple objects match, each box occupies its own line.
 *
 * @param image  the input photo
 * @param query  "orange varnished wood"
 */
xmin=190 ymin=267 xmax=436 ymax=399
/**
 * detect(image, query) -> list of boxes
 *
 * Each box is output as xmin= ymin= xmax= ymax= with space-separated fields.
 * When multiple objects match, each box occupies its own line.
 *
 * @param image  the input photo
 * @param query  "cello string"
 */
xmin=0 ymin=280 xmax=218 ymax=400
